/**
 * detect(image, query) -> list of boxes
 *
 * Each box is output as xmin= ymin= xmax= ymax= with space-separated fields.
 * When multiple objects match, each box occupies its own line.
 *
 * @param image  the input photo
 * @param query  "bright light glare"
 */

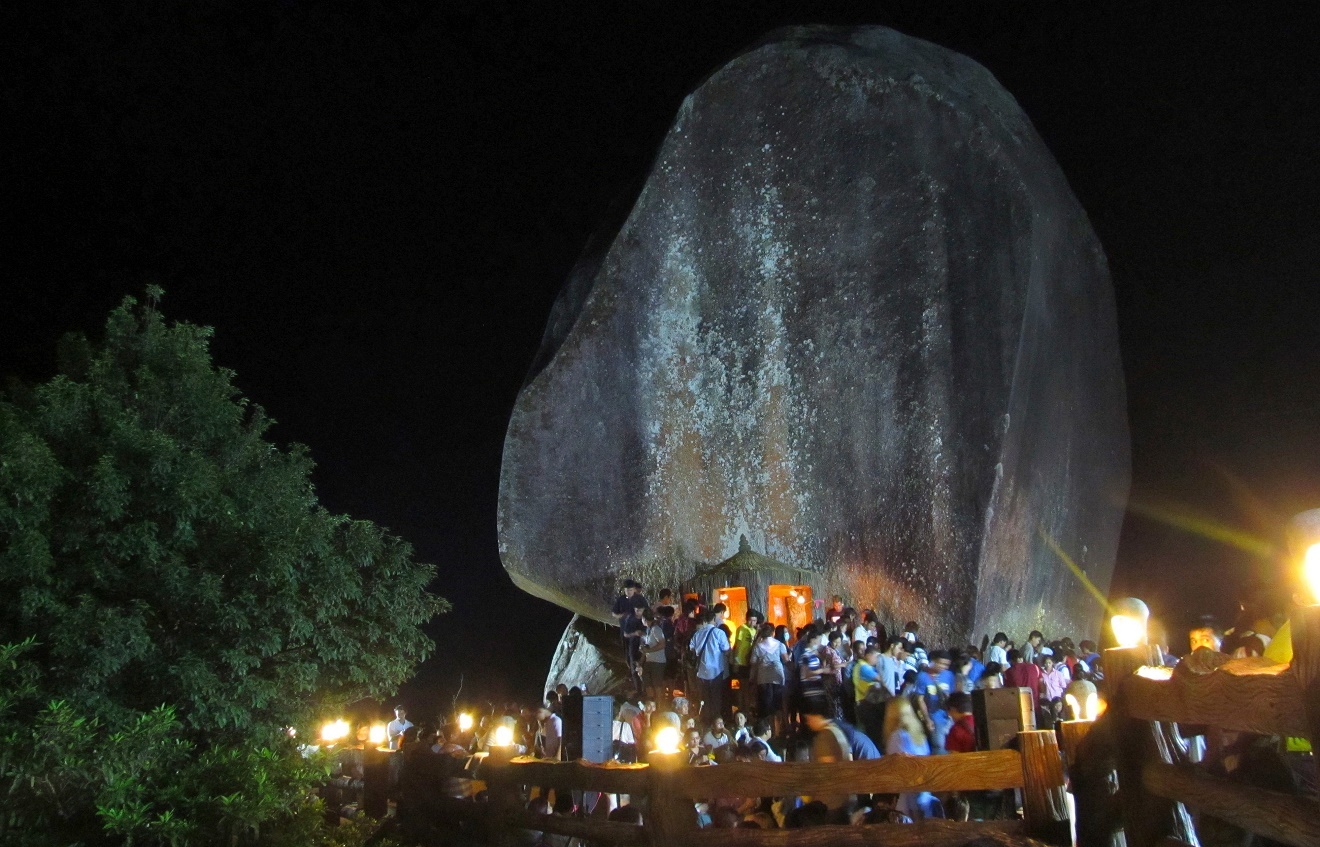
xmin=1135 ymin=665 xmax=1173 ymax=681
xmin=492 ymin=725 xmax=514 ymax=747
xmin=1111 ymin=615 xmax=1145 ymax=648
xmin=797 ymin=595 xmax=807 ymax=605
xmin=320 ymin=719 xmax=350 ymax=743
xmin=369 ymin=724 xmax=387 ymax=745
xmin=654 ymin=726 xmax=682 ymax=754
xmin=1065 ymin=692 xmax=1101 ymax=721
xmin=458 ymin=713 xmax=474 ymax=732
xmin=1305 ymin=543 xmax=1320 ymax=603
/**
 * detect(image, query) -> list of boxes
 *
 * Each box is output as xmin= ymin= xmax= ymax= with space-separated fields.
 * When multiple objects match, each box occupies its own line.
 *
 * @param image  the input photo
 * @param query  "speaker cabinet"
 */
xmin=973 ymin=687 xmax=1036 ymax=750
xmin=581 ymin=695 xmax=614 ymax=763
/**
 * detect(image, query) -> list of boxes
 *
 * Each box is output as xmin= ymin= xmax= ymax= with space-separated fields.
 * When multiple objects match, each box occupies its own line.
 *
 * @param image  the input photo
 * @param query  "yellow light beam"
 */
xmin=1038 ymin=527 xmax=1116 ymax=617
xmin=1125 ymin=498 xmax=1275 ymax=558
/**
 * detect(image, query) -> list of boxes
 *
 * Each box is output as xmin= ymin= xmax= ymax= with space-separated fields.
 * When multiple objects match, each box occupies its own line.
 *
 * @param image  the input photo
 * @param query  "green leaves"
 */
xmin=0 ymin=291 xmax=448 ymax=844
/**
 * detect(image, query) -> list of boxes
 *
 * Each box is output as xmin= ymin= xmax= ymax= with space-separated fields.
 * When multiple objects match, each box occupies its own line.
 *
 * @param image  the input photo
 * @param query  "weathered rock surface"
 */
xmin=544 ymin=615 xmax=633 ymax=699
xmin=499 ymin=25 xmax=1130 ymax=647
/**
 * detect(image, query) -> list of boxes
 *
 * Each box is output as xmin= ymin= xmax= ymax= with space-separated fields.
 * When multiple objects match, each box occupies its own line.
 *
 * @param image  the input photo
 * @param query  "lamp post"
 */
xmin=1104 ymin=597 xmax=1158 ymax=700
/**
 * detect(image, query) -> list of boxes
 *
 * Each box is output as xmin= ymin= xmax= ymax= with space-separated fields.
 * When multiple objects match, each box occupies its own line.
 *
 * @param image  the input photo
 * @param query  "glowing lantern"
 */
xmin=654 ymin=727 xmax=682 ymax=754
xmin=1064 ymin=680 xmax=1099 ymax=721
xmin=458 ymin=713 xmax=474 ymax=732
xmin=652 ymin=711 xmax=682 ymax=754
xmin=1110 ymin=597 xmax=1149 ymax=648
xmin=1305 ymin=542 xmax=1320 ymax=603
xmin=491 ymin=716 xmax=517 ymax=747
xmin=369 ymin=724 xmax=387 ymax=746
xmin=320 ymin=719 xmax=350 ymax=743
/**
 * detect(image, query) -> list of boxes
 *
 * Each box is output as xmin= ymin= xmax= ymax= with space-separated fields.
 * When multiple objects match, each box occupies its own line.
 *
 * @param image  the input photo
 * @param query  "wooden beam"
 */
xmin=495 ymin=757 xmax=653 ymax=794
xmin=665 ymin=750 xmax=1026 ymax=798
xmin=1143 ymin=761 xmax=1320 ymax=847
xmin=1121 ymin=658 xmax=1308 ymax=738
xmin=506 ymin=808 xmax=649 ymax=846
xmin=682 ymin=819 xmax=1025 ymax=847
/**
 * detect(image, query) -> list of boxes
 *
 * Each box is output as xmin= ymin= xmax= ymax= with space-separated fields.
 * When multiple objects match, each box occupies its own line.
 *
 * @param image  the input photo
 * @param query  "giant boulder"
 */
xmin=499 ymin=25 xmax=1130 ymax=647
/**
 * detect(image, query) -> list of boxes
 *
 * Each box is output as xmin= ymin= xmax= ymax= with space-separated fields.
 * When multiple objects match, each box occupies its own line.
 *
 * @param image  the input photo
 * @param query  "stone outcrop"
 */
xmin=499 ymin=25 xmax=1130 ymax=647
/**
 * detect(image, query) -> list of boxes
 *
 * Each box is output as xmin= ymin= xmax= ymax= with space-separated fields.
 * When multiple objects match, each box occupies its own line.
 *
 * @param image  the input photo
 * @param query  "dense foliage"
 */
xmin=0 ymin=291 xmax=447 ymax=844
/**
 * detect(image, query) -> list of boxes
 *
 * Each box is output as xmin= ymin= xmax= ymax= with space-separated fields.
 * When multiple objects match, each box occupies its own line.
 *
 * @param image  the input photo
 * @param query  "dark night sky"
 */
xmin=3 ymin=2 xmax=1318 ymax=710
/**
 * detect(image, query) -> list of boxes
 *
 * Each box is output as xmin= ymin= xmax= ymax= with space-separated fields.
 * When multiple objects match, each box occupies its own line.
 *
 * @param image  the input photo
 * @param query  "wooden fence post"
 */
xmin=1019 ymin=729 xmax=1070 ymax=845
xmin=645 ymin=752 xmax=695 ymax=845
xmin=1068 ymin=714 xmax=1125 ymax=847
xmin=1290 ymin=604 xmax=1320 ymax=772
xmin=482 ymin=749 xmax=521 ymax=847
xmin=1105 ymin=645 xmax=1198 ymax=847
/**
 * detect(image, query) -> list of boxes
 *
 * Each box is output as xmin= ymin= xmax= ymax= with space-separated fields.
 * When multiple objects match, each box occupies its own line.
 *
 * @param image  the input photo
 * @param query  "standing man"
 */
xmin=802 ymin=704 xmax=854 ymax=820
xmin=731 ymin=609 xmax=762 ymax=713
xmin=1003 ymin=648 xmax=1044 ymax=715
xmin=620 ymin=594 xmax=648 ymax=697
xmin=1021 ymin=630 xmax=1044 ymax=666
xmin=387 ymin=706 xmax=414 ymax=750
xmin=877 ymin=636 xmax=906 ymax=696
xmin=612 ymin=579 xmax=647 ymax=626
xmin=639 ymin=607 xmax=668 ymax=705
xmin=536 ymin=705 xmax=563 ymax=760
xmin=692 ymin=606 xmax=732 ymax=725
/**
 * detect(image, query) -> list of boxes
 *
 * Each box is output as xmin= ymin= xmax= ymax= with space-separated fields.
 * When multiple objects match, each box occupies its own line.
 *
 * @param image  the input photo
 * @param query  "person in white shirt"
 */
xmin=537 ymin=705 xmax=563 ymax=760
xmin=987 ymin=632 xmax=1010 ymax=669
xmin=386 ymin=706 xmax=413 ymax=750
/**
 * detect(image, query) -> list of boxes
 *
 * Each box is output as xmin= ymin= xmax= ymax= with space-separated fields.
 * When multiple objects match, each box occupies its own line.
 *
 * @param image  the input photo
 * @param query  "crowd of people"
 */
xmin=386 ymin=577 xmax=1319 ymax=838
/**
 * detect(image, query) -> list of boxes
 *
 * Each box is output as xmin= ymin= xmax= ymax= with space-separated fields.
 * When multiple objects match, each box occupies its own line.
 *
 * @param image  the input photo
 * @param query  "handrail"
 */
xmin=1092 ymin=605 xmax=1320 ymax=847
xmin=1120 ymin=657 xmax=1308 ymax=738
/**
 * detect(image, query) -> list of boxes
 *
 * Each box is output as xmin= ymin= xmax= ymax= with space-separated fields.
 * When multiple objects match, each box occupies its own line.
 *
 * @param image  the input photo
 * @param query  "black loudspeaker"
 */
xmin=973 ymin=687 xmax=1036 ymax=750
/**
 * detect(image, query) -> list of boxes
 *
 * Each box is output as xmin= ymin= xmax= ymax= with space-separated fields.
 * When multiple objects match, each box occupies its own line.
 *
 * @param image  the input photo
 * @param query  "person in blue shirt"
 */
xmin=914 ymin=650 xmax=956 ymax=753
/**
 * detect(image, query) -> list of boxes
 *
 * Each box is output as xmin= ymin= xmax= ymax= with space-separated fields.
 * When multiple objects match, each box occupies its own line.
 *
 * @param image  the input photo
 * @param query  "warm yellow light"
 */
xmin=797 ymin=595 xmax=807 ymax=605
xmin=320 ymin=719 xmax=350 ymax=743
xmin=369 ymin=724 xmax=387 ymax=745
xmin=492 ymin=725 xmax=514 ymax=747
xmin=1135 ymin=665 xmax=1173 ymax=681
xmin=1111 ymin=615 xmax=1143 ymax=648
xmin=1065 ymin=692 xmax=1101 ymax=721
xmin=1305 ymin=542 xmax=1320 ymax=603
xmin=654 ymin=726 xmax=682 ymax=755
xmin=719 ymin=592 xmax=728 ymax=601
xmin=458 ymin=713 xmax=474 ymax=732
xmin=1110 ymin=597 xmax=1150 ymax=648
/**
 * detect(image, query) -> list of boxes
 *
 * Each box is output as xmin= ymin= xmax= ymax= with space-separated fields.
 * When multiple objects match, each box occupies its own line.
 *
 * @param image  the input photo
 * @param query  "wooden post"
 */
xmin=1290 ymin=605 xmax=1320 ymax=773
xmin=645 ymin=752 xmax=695 ymax=845
xmin=1068 ymin=714 xmax=1125 ymax=847
xmin=360 ymin=747 xmax=391 ymax=820
xmin=1105 ymin=645 xmax=1198 ymax=847
xmin=483 ymin=748 xmax=521 ymax=847
xmin=1019 ymin=729 xmax=1070 ymax=845
xmin=1057 ymin=719 xmax=1094 ymax=769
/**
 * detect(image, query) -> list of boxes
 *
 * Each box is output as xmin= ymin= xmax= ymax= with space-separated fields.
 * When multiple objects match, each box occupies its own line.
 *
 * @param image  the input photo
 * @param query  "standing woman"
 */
xmin=883 ymin=698 xmax=942 ymax=821
xmin=749 ymin=623 xmax=790 ymax=736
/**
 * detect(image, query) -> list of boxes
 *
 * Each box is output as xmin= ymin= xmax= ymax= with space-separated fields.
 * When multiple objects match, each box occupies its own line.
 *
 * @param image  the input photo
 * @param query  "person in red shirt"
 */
xmin=1002 ymin=649 xmax=1043 ymax=714
xmin=944 ymin=692 xmax=977 ymax=753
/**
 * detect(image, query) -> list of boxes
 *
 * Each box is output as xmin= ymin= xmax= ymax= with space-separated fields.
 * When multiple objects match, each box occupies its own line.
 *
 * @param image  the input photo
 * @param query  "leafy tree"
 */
xmin=0 ymin=290 xmax=446 ymax=844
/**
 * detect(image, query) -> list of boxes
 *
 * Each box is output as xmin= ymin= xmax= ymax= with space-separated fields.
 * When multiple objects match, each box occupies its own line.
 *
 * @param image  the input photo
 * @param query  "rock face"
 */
xmin=499 ymin=25 xmax=1130 ymax=647
xmin=543 ymin=615 xmax=634 ymax=699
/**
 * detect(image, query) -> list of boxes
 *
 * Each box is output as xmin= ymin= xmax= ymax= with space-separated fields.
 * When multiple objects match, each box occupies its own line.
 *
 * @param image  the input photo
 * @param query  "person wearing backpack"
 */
xmin=692 ymin=606 xmax=732 ymax=724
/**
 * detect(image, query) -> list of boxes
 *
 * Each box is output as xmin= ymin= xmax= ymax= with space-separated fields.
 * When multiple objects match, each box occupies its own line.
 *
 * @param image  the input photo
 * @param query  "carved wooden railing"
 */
xmin=1079 ymin=605 xmax=1320 ymax=847
xmin=410 ymin=729 xmax=1070 ymax=847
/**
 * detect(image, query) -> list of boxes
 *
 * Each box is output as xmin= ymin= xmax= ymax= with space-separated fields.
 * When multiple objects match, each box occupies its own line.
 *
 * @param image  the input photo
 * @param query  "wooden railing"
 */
xmin=414 ymin=730 xmax=1070 ymax=847
xmin=398 ymin=610 xmax=1320 ymax=847
xmin=1078 ymin=605 xmax=1320 ymax=847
